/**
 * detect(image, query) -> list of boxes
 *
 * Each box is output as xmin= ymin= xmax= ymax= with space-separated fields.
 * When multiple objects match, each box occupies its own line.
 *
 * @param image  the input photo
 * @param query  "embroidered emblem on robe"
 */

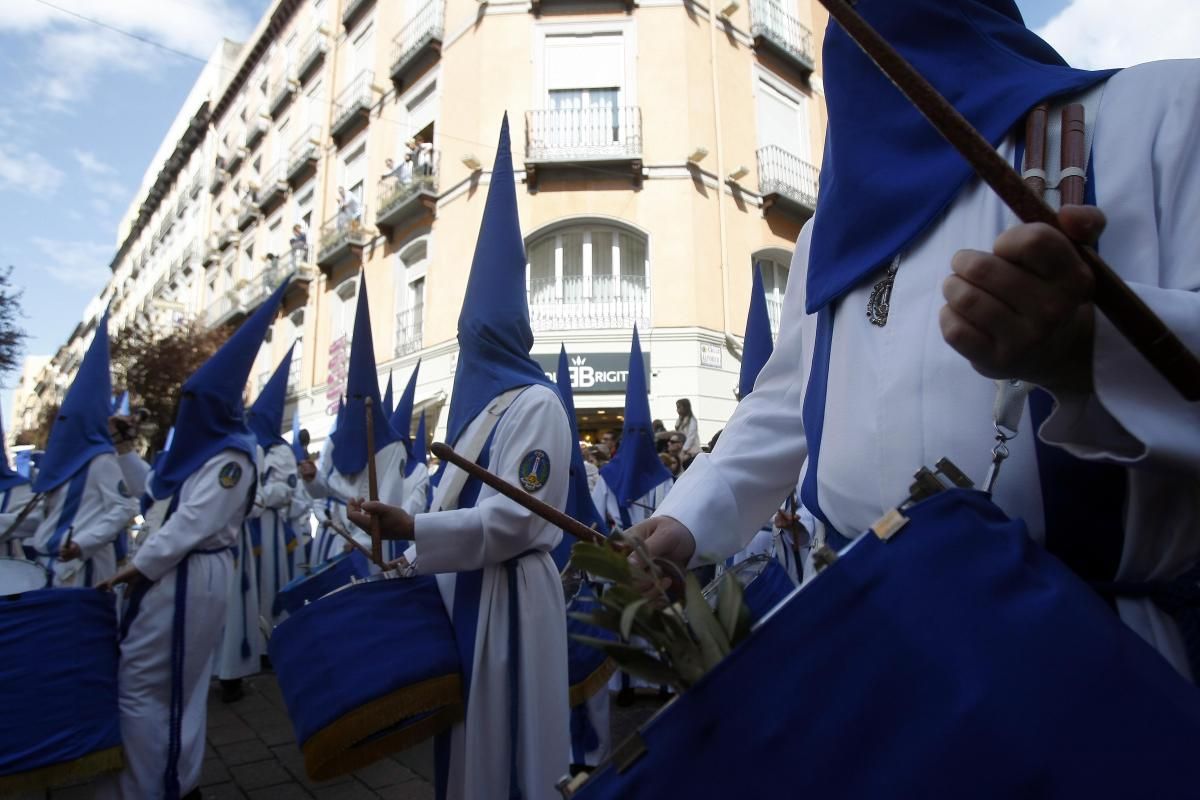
xmin=219 ymin=462 xmax=244 ymax=489
xmin=519 ymin=449 xmax=551 ymax=493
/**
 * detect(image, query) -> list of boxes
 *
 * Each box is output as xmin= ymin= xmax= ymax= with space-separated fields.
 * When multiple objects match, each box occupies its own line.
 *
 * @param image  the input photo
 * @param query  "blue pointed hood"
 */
xmin=382 ymin=372 xmax=394 ymax=419
xmin=111 ymin=391 xmax=130 ymax=416
xmin=0 ymin=402 xmax=29 ymax=493
xmin=808 ymin=0 xmax=1114 ymax=313
xmin=329 ymin=275 xmax=401 ymax=475
xmin=553 ymin=345 xmax=608 ymax=568
xmin=405 ymin=410 xmax=428 ymax=478
xmin=445 ymin=115 xmax=555 ymax=446
xmin=150 ymin=277 xmax=291 ymax=499
xmin=247 ymin=343 xmax=295 ymax=450
xmin=291 ymin=408 xmax=305 ymax=462
xmin=738 ymin=264 xmax=774 ymax=400
xmin=33 ymin=312 xmax=114 ymax=492
xmin=390 ymin=360 xmax=420 ymax=447
xmin=599 ymin=326 xmax=671 ymax=509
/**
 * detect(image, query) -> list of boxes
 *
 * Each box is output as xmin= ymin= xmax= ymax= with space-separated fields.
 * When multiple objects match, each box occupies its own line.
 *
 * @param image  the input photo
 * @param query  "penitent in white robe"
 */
xmin=413 ymin=384 xmax=572 ymax=800
xmin=0 ymin=483 xmax=38 ymax=558
xmin=214 ymin=447 xmax=265 ymax=682
xmin=256 ymin=443 xmax=300 ymax=624
xmin=658 ymin=61 xmax=1200 ymax=681
xmin=96 ymin=449 xmax=255 ymax=800
xmin=306 ymin=439 xmax=407 ymax=565
xmin=26 ymin=452 xmax=138 ymax=587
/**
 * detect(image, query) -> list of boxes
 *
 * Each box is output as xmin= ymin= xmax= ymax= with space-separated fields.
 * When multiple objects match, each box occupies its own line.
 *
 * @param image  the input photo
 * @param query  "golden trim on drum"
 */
xmin=569 ymin=658 xmax=617 ymax=709
xmin=300 ymin=674 xmax=463 ymax=781
xmin=0 ymin=745 xmax=124 ymax=793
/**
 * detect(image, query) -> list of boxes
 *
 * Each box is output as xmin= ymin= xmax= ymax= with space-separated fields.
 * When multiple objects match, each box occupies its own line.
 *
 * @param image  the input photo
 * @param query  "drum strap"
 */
xmin=43 ymin=467 xmax=90 ymax=583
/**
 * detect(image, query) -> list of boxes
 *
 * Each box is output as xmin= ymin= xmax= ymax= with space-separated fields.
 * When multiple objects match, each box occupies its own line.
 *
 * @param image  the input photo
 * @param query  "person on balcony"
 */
xmin=413 ymin=134 xmax=433 ymax=177
xmin=289 ymin=223 xmax=307 ymax=267
xmin=336 ymin=186 xmax=362 ymax=232
xmin=382 ymin=155 xmax=414 ymax=187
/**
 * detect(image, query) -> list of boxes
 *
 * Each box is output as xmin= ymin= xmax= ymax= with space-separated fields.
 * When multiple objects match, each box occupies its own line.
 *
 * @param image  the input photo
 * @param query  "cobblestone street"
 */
xmin=39 ymin=674 xmax=662 ymax=799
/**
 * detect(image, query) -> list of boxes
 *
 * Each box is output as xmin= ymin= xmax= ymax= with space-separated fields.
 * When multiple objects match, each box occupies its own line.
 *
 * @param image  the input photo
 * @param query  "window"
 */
xmin=348 ymin=21 xmax=375 ymax=83
xmin=331 ymin=277 xmax=358 ymax=341
xmin=525 ymin=221 xmax=648 ymax=330
xmin=540 ymin=32 xmax=629 ymax=149
xmin=755 ymin=72 xmax=809 ymax=158
xmin=341 ymin=140 xmax=367 ymax=205
xmin=395 ymin=240 xmax=427 ymax=356
xmin=753 ymin=251 xmax=790 ymax=337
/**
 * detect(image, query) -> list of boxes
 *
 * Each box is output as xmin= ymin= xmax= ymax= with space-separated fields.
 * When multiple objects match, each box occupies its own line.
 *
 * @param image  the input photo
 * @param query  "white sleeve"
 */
xmin=377 ymin=441 xmax=408 ymax=509
xmin=72 ymin=455 xmax=139 ymax=560
xmin=1040 ymin=62 xmax=1200 ymax=471
xmin=0 ymin=486 xmax=42 ymax=540
xmin=401 ymin=464 xmax=430 ymax=516
xmin=655 ymin=225 xmax=813 ymax=565
xmin=414 ymin=387 xmax=571 ymax=574
xmin=132 ymin=452 xmax=254 ymax=582
xmin=260 ymin=445 xmax=298 ymax=509
xmin=117 ymin=451 xmax=151 ymax=497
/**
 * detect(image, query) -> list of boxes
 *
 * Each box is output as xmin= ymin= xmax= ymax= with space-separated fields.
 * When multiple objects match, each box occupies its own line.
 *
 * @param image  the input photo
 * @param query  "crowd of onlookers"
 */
xmin=581 ymin=397 xmax=714 ymax=485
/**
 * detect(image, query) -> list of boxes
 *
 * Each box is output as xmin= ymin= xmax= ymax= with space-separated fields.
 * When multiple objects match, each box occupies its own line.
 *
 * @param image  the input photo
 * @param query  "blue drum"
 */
xmin=273 ymin=550 xmax=369 ymax=617
xmin=569 ymin=490 xmax=1200 ymax=799
xmin=704 ymin=555 xmax=797 ymax=624
xmin=0 ymin=587 xmax=121 ymax=792
xmin=269 ymin=574 xmax=463 ymax=780
xmin=566 ymin=584 xmax=617 ymax=708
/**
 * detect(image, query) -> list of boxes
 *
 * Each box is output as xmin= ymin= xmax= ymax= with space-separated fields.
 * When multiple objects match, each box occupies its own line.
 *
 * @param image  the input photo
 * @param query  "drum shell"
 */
xmin=269 ymin=574 xmax=462 ymax=780
xmin=566 ymin=586 xmax=616 ymax=708
xmin=0 ymin=588 xmax=121 ymax=791
xmin=574 ymin=489 xmax=1200 ymax=799
xmin=273 ymin=550 xmax=369 ymax=617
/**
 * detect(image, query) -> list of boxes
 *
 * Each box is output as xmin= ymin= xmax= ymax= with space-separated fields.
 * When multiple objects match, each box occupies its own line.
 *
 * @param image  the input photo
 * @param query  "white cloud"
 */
xmin=72 ymin=149 xmax=117 ymax=177
xmin=0 ymin=0 xmax=257 ymax=109
xmin=0 ymin=144 xmax=64 ymax=197
xmin=29 ymin=238 xmax=113 ymax=287
xmin=1037 ymin=0 xmax=1200 ymax=69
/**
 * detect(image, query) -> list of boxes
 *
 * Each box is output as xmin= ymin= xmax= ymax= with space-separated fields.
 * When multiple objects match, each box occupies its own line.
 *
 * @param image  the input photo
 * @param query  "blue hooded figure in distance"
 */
xmin=0 ymin=401 xmax=36 ymax=558
xmin=26 ymin=310 xmax=138 ymax=587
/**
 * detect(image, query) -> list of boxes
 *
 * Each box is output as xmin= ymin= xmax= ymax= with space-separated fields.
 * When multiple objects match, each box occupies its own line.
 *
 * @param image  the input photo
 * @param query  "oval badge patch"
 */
xmin=518 ymin=450 xmax=551 ymax=493
xmin=218 ymin=461 xmax=244 ymax=489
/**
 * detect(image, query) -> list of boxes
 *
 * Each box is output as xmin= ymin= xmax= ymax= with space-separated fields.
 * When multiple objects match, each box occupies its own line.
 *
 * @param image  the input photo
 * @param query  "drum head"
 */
xmin=702 ymin=555 xmax=774 ymax=603
xmin=0 ymin=557 xmax=50 ymax=595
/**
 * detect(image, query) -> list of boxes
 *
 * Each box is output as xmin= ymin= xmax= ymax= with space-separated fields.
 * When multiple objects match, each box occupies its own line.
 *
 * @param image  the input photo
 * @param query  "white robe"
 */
xmin=214 ymin=447 xmax=266 ymax=681
xmin=27 ymin=452 xmax=138 ymax=587
xmin=0 ymin=483 xmax=37 ymax=558
xmin=591 ymin=475 xmax=671 ymax=529
xmin=657 ymin=61 xmax=1200 ymax=681
xmin=96 ymin=449 xmax=254 ymax=800
xmin=256 ymin=443 xmax=300 ymax=623
xmin=414 ymin=384 xmax=571 ymax=800
xmin=306 ymin=439 xmax=407 ymax=565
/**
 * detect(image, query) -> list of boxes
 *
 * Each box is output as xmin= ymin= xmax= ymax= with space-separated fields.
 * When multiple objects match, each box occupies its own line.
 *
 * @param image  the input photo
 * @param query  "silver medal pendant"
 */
xmin=866 ymin=256 xmax=901 ymax=327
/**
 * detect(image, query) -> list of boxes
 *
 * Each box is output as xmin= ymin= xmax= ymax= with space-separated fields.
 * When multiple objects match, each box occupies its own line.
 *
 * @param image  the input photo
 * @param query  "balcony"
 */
xmin=279 ymin=245 xmax=318 ymax=290
xmin=204 ymin=236 xmax=221 ymax=264
xmin=237 ymin=194 xmax=260 ymax=230
xmin=258 ymin=162 xmax=288 ymax=212
xmin=206 ymin=288 xmax=246 ymax=328
xmin=524 ymin=106 xmax=642 ymax=188
xmin=180 ymin=242 xmax=201 ymax=276
xmin=342 ymin=0 xmax=375 ymax=28
xmin=189 ymin=170 xmax=204 ymax=197
xmin=174 ymin=192 xmax=187 ymax=218
xmin=756 ymin=145 xmax=818 ymax=219
xmin=375 ymin=160 xmax=438 ymax=236
xmin=297 ymin=30 xmax=328 ymax=82
xmin=317 ymin=207 xmax=372 ymax=269
xmin=394 ymin=302 xmax=424 ymax=357
xmin=269 ymin=74 xmax=299 ymax=117
xmin=527 ymin=274 xmax=650 ymax=332
xmin=227 ymin=145 xmax=248 ymax=176
xmin=245 ymin=113 xmax=269 ymax=151
xmin=530 ymin=0 xmax=632 ymax=12
xmin=331 ymin=71 xmax=375 ymax=143
xmin=217 ymin=218 xmax=239 ymax=250
xmin=748 ymin=0 xmax=815 ymax=77
xmin=242 ymin=262 xmax=292 ymax=314
xmin=210 ymin=158 xmax=230 ymax=194
xmin=389 ymin=1 xmax=444 ymax=87
xmin=287 ymin=126 xmax=321 ymax=184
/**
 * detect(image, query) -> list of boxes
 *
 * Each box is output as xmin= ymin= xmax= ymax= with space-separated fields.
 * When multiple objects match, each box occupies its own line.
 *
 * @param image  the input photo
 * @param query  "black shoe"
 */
xmin=219 ymin=679 xmax=244 ymax=703
xmin=181 ymin=788 xmax=202 ymax=800
xmin=615 ymin=687 xmax=635 ymax=707
xmin=260 ymin=654 xmax=273 ymax=671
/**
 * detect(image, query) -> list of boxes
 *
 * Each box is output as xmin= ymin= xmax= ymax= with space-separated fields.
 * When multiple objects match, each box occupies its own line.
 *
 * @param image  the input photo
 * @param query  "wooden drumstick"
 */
xmin=1 ymin=493 xmax=44 ymax=540
xmin=816 ymin=0 xmax=1200 ymax=401
xmin=1060 ymin=103 xmax=1087 ymax=206
xmin=323 ymin=509 xmax=382 ymax=567
xmin=364 ymin=396 xmax=383 ymax=566
xmin=430 ymin=443 xmax=608 ymax=547
xmin=1023 ymin=103 xmax=1049 ymax=199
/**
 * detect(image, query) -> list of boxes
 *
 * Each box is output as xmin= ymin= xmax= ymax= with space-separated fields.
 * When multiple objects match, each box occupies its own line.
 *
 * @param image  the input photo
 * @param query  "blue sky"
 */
xmin=0 ymin=0 xmax=1195 ymax=412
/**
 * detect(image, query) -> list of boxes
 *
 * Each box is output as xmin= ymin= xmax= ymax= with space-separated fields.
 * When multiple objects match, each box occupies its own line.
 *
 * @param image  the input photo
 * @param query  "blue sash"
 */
xmin=42 ymin=467 xmax=90 ymax=583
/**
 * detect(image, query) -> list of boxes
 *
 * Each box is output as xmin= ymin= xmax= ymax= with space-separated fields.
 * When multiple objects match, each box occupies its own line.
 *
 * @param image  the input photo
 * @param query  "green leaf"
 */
xmin=569 ymin=545 xmax=632 ymax=584
xmin=605 ymin=647 xmax=682 ymax=690
xmin=684 ymin=573 xmax=731 ymax=669
xmin=716 ymin=572 xmax=753 ymax=645
xmin=620 ymin=598 xmax=649 ymax=641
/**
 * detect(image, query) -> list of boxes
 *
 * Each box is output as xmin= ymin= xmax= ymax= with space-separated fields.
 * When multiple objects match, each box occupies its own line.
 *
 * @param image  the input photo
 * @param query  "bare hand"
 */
xmin=941 ymin=206 xmax=1103 ymax=394
xmin=298 ymin=460 xmax=317 ymax=482
xmin=347 ymin=498 xmax=414 ymax=541
xmin=97 ymin=565 xmax=146 ymax=592
xmin=59 ymin=542 xmax=82 ymax=561
xmin=622 ymin=516 xmax=697 ymax=574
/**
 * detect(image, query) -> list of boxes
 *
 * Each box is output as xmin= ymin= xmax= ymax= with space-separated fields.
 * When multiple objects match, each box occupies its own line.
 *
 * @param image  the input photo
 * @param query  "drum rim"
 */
xmin=0 ymin=557 xmax=50 ymax=595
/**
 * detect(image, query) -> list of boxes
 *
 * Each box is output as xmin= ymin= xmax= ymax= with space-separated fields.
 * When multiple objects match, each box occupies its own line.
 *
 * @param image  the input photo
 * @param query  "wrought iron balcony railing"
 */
xmin=748 ymin=0 xmax=816 ymax=74
xmin=525 ymin=106 xmax=642 ymax=163
xmin=298 ymin=30 xmax=328 ymax=81
xmin=287 ymin=126 xmax=321 ymax=183
xmin=527 ymin=273 xmax=650 ymax=332
xmin=317 ymin=205 xmax=372 ymax=267
xmin=331 ymin=71 xmax=374 ymax=141
xmin=394 ymin=301 xmax=424 ymax=357
xmin=375 ymin=152 xmax=438 ymax=234
xmin=756 ymin=145 xmax=818 ymax=216
xmin=389 ymin=1 xmax=444 ymax=83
